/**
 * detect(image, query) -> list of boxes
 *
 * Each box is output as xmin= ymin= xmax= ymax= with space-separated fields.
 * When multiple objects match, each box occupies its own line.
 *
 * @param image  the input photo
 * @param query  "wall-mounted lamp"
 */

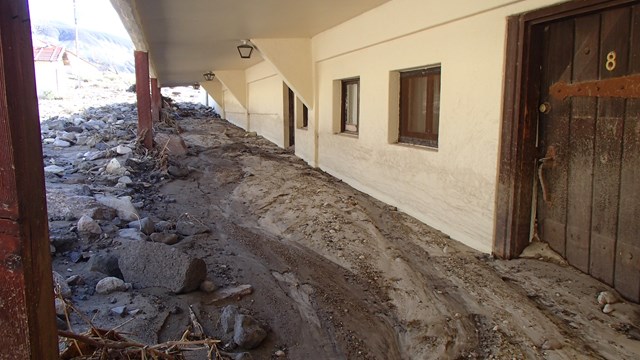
xmin=203 ymin=71 xmax=215 ymax=81
xmin=193 ymin=83 xmax=201 ymax=90
xmin=237 ymin=40 xmax=253 ymax=59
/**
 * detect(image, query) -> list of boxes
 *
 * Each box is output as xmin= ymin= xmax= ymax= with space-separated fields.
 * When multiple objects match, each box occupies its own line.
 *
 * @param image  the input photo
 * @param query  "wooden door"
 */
xmin=536 ymin=4 xmax=640 ymax=301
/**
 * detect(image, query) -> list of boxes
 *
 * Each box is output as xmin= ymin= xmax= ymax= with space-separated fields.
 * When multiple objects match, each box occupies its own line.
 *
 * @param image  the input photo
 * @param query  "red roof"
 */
xmin=33 ymin=45 xmax=65 ymax=62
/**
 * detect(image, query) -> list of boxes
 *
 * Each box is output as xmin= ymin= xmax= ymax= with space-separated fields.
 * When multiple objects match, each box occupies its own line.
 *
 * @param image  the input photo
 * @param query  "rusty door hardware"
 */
xmin=549 ymin=74 xmax=640 ymax=100
xmin=538 ymin=146 xmax=556 ymax=204
xmin=539 ymin=102 xmax=551 ymax=114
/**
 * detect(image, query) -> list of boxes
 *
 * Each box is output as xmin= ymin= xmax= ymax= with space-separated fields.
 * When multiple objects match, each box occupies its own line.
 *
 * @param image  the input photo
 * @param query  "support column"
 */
xmin=135 ymin=51 xmax=153 ymax=149
xmin=0 ymin=0 xmax=58 ymax=358
xmin=151 ymin=78 xmax=161 ymax=124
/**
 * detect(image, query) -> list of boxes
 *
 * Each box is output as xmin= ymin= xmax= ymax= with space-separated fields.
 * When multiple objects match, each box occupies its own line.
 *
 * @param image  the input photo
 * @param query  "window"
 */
xmin=399 ymin=66 xmax=441 ymax=147
xmin=302 ymin=104 xmax=308 ymax=128
xmin=341 ymin=78 xmax=360 ymax=133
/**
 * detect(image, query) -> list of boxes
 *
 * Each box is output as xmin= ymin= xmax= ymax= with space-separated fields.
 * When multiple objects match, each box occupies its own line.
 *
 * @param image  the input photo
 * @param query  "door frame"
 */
xmin=493 ymin=0 xmax=637 ymax=259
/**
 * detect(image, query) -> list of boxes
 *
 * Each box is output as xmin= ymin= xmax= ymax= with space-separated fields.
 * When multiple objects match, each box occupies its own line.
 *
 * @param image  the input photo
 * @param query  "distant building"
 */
xmin=33 ymin=44 xmax=67 ymax=97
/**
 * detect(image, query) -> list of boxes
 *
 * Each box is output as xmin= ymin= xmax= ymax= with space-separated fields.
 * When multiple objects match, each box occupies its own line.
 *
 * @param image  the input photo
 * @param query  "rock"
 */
xmin=106 ymin=158 xmax=126 ymax=175
xmin=119 ymin=241 xmax=206 ymax=293
xmin=55 ymin=298 xmax=67 ymax=316
xmin=84 ymin=150 xmax=108 ymax=160
xmin=95 ymin=277 xmax=130 ymax=294
xmin=88 ymin=253 xmax=123 ymax=279
xmin=64 ymin=125 xmax=84 ymax=133
xmin=116 ymin=145 xmax=133 ymax=155
xmin=154 ymin=133 xmax=188 ymax=156
xmin=150 ymin=232 xmax=179 ymax=245
xmin=52 ymin=271 xmax=72 ymax=298
xmin=128 ymin=217 xmax=155 ymax=235
xmin=603 ymin=304 xmax=614 ymax=314
xmin=208 ymin=285 xmax=253 ymax=304
xmin=77 ymin=215 xmax=102 ymax=235
xmin=73 ymin=117 xmax=85 ymax=125
xmin=53 ymin=139 xmax=71 ymax=147
xmin=58 ymin=131 xmax=77 ymax=143
xmin=117 ymin=228 xmax=147 ymax=241
xmin=234 ymin=314 xmax=267 ymax=349
xmin=221 ymin=305 xmax=239 ymax=333
xmin=168 ymin=165 xmax=190 ymax=178
xmin=176 ymin=220 xmax=209 ymax=236
xmin=200 ymin=280 xmax=217 ymax=293
xmin=155 ymin=221 xmax=174 ymax=232
xmin=66 ymin=275 xmax=84 ymax=286
xmin=274 ymin=350 xmax=285 ymax=357
xmin=541 ymin=339 xmax=563 ymax=350
xmin=245 ymin=132 xmax=257 ymax=137
xmin=118 ymin=176 xmax=133 ymax=185
xmin=95 ymin=195 xmax=139 ymax=221
xmin=235 ymin=353 xmax=253 ymax=360
xmin=111 ymin=306 xmax=127 ymax=317
xmin=44 ymin=165 xmax=65 ymax=175
xmin=597 ymin=291 xmax=620 ymax=305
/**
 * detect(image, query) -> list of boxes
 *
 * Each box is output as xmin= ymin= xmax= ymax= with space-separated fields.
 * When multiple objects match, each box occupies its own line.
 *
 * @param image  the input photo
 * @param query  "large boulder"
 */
xmin=118 ymin=241 xmax=206 ymax=293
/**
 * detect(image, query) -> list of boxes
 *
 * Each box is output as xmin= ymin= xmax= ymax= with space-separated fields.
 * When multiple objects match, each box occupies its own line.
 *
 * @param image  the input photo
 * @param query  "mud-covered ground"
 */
xmin=44 ymin=93 xmax=640 ymax=359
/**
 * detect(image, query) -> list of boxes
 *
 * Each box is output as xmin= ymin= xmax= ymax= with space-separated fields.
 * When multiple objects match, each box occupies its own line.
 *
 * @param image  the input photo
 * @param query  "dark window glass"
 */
xmin=399 ymin=67 xmax=441 ymax=147
xmin=341 ymin=78 xmax=360 ymax=133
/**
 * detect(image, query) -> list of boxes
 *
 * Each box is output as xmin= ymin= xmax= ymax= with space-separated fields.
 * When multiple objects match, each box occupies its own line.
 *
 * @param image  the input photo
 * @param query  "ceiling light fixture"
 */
xmin=203 ymin=71 xmax=215 ymax=81
xmin=237 ymin=40 xmax=254 ymax=59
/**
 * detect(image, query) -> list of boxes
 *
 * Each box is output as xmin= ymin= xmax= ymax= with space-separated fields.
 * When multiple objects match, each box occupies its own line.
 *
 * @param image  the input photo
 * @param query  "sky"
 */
xmin=28 ymin=0 xmax=129 ymax=37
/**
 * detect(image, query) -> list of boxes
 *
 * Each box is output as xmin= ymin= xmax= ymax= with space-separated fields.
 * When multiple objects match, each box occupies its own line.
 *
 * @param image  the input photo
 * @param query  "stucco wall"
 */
xmin=246 ymin=63 xmax=286 ymax=148
xmin=310 ymin=0 xmax=568 ymax=253
xmin=223 ymin=89 xmax=248 ymax=129
xmin=214 ymin=0 xmax=569 ymax=253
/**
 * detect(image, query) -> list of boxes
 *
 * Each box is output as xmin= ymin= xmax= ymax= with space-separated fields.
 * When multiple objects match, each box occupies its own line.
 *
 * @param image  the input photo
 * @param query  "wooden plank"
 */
xmin=0 ymin=0 xmax=58 ymax=358
xmin=135 ymin=51 xmax=153 ymax=149
xmin=151 ymin=78 xmax=160 ymax=124
xmin=537 ymin=19 xmax=573 ymax=257
xmin=589 ymin=7 xmax=630 ymax=285
xmin=615 ymin=4 xmax=640 ymax=302
xmin=565 ymin=14 xmax=599 ymax=273
xmin=494 ymin=16 xmax=522 ymax=259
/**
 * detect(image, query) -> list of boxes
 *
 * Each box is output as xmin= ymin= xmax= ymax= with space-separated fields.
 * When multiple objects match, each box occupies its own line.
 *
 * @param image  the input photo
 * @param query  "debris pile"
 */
xmin=41 ymin=100 xmax=272 ymax=359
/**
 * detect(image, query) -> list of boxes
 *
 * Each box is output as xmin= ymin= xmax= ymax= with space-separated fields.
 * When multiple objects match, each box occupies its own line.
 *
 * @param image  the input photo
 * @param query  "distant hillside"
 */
xmin=32 ymin=21 xmax=134 ymax=74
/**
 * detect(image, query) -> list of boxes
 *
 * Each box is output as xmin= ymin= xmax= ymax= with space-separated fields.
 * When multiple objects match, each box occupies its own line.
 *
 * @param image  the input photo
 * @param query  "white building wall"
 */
xmin=217 ymin=0 xmax=570 ymax=253
xmin=310 ymin=0 xmax=568 ymax=252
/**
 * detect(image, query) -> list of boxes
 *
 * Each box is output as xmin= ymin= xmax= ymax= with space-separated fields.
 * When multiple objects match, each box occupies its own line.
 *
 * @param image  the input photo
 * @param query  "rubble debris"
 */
xmin=234 ymin=314 xmax=267 ymax=350
xmin=150 ymin=232 xmax=180 ymax=245
xmin=52 ymin=271 xmax=72 ymax=298
xmin=76 ymin=215 xmax=102 ymax=235
xmin=128 ymin=217 xmax=155 ymax=235
xmin=95 ymin=276 xmax=131 ymax=294
xmin=117 ymin=228 xmax=147 ymax=241
xmin=207 ymin=285 xmax=253 ymax=304
xmin=118 ymin=241 xmax=206 ymax=293
xmin=597 ymin=291 xmax=620 ymax=305
xmin=88 ymin=253 xmax=123 ymax=279
xmin=155 ymin=133 xmax=188 ymax=156
xmin=95 ymin=195 xmax=139 ymax=221
xmin=176 ymin=219 xmax=210 ymax=236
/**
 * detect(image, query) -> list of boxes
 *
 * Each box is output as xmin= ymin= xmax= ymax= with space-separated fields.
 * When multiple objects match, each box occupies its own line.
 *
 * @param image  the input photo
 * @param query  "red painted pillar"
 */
xmin=151 ymin=77 xmax=161 ymax=124
xmin=0 ymin=0 xmax=58 ymax=358
xmin=135 ymin=51 xmax=153 ymax=149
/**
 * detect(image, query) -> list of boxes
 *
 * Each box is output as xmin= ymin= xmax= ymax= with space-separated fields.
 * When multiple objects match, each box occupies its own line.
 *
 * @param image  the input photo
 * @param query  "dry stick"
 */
xmin=58 ymin=330 xmax=175 ymax=360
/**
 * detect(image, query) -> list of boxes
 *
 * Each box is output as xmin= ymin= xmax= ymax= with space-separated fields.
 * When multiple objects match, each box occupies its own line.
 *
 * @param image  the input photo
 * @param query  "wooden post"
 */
xmin=151 ymin=77 xmax=161 ymax=124
xmin=0 ymin=0 xmax=58 ymax=358
xmin=135 ymin=51 xmax=153 ymax=149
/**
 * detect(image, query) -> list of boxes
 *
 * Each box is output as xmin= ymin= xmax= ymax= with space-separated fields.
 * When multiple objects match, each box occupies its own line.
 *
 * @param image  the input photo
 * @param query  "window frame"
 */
xmin=340 ymin=77 xmax=360 ymax=134
xmin=399 ymin=66 xmax=441 ymax=148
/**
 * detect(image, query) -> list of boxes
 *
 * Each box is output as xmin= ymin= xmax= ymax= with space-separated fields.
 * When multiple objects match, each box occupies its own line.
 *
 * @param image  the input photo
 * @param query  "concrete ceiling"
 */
xmin=118 ymin=0 xmax=389 ymax=86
